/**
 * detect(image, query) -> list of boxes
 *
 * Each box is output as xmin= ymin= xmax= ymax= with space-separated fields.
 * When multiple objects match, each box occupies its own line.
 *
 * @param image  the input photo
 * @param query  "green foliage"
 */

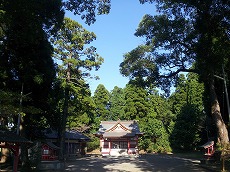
xmin=147 ymin=88 xmax=176 ymax=130
xmin=63 ymin=0 xmax=111 ymax=25
xmin=93 ymin=84 xmax=110 ymax=121
xmin=95 ymin=84 xmax=174 ymax=153
xmin=0 ymin=0 xmax=64 ymax=132
xmin=139 ymin=118 xmax=172 ymax=153
xmin=120 ymin=45 xmax=158 ymax=87
xmin=0 ymin=0 xmax=110 ymax=132
xmin=50 ymin=17 xmax=103 ymax=133
xmin=0 ymin=0 xmax=112 ymax=160
xmin=1 ymin=0 xmax=227 ymax=156
xmin=139 ymin=89 xmax=174 ymax=152
xmin=120 ymin=0 xmax=230 ymax=143
xmin=52 ymin=17 xmax=104 ymax=85
xmin=68 ymin=113 xmax=90 ymax=129
xmin=0 ymin=9 xmax=5 ymax=37
xmin=87 ymin=135 xmax=100 ymax=152
xmin=68 ymin=86 xmax=96 ymax=131
xmin=170 ymin=74 xmax=188 ymax=114
xmin=120 ymin=12 xmax=196 ymax=93
xmin=169 ymin=73 xmax=205 ymax=150
xmin=0 ymin=90 xmax=21 ymax=115
xmin=109 ymin=86 xmax=125 ymax=120
xmin=49 ymin=16 xmax=104 ymax=159
xmin=123 ymin=84 xmax=150 ymax=120
xmin=169 ymin=73 xmax=204 ymax=116
xmin=121 ymin=0 xmax=230 ymax=145
xmin=170 ymin=104 xmax=204 ymax=150
xmin=47 ymin=77 xmax=96 ymax=132
xmin=29 ymin=141 xmax=42 ymax=168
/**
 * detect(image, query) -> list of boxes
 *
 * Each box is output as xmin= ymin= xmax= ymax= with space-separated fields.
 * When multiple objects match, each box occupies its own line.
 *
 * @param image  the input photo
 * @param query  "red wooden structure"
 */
xmin=201 ymin=141 xmax=215 ymax=158
xmin=0 ymin=130 xmax=32 ymax=172
xmin=95 ymin=120 xmax=143 ymax=156
xmin=41 ymin=142 xmax=59 ymax=161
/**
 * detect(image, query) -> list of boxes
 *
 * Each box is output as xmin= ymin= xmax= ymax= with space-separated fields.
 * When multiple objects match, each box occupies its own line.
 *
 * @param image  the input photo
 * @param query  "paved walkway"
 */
xmin=64 ymin=154 xmax=210 ymax=172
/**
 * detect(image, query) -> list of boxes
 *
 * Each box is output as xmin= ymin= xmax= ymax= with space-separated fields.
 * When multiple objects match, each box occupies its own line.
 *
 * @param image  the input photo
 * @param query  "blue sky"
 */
xmin=67 ymin=1 xmax=157 ymax=94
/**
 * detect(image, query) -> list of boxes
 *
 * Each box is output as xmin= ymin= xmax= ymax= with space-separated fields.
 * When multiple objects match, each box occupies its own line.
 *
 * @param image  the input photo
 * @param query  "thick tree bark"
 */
xmin=210 ymin=76 xmax=229 ymax=144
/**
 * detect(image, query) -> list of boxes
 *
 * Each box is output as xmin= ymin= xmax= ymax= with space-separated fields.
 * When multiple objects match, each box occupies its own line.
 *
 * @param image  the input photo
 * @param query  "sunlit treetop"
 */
xmin=63 ymin=0 xmax=111 ymax=25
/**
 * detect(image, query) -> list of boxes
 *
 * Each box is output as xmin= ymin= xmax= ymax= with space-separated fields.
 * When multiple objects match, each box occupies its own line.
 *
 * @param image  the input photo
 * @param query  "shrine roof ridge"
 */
xmin=95 ymin=120 xmax=143 ymax=137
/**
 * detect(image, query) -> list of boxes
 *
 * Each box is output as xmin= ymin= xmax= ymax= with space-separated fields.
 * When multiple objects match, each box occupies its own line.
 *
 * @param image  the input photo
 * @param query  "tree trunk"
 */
xmin=59 ymin=57 xmax=71 ymax=160
xmin=59 ymin=87 xmax=69 ymax=161
xmin=210 ymin=76 xmax=229 ymax=144
xmin=20 ymin=115 xmax=29 ymax=167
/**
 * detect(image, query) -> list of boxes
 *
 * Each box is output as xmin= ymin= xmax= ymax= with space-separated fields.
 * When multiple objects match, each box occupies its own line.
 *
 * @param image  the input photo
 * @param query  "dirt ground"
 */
xmin=0 ymin=152 xmax=221 ymax=172
xmin=64 ymin=153 xmax=210 ymax=172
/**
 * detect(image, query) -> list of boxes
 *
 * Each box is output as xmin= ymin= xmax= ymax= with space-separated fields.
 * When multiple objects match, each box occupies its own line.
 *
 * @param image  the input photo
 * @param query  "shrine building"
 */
xmin=42 ymin=129 xmax=90 ymax=158
xmin=95 ymin=120 xmax=143 ymax=156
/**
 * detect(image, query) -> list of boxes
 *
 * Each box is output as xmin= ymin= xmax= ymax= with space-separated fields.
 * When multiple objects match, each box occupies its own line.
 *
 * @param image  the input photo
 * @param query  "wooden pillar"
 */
xmin=136 ymin=136 xmax=139 ymax=154
xmin=109 ymin=140 xmax=111 ymax=155
xmin=128 ymin=139 xmax=130 ymax=154
xmin=12 ymin=145 xmax=19 ymax=172
xmin=207 ymin=147 xmax=210 ymax=155
xmin=100 ymin=136 xmax=103 ymax=148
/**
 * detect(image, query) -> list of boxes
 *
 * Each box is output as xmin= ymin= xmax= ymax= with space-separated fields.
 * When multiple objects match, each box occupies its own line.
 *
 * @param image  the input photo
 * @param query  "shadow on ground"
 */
xmin=64 ymin=153 xmax=210 ymax=172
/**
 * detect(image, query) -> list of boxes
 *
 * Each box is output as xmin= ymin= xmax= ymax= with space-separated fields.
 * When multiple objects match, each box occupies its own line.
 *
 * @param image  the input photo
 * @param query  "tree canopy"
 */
xmin=0 ymin=0 xmax=111 ymax=164
xmin=1 ymin=0 xmax=229 ymax=165
xmin=120 ymin=0 xmax=230 ymax=144
xmin=63 ymin=0 xmax=111 ymax=25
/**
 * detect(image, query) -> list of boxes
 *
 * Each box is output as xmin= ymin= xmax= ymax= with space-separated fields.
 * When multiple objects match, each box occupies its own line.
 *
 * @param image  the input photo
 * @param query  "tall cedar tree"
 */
xmin=139 ymin=88 xmax=173 ymax=153
xmin=0 ymin=0 xmax=64 ymax=165
xmin=109 ymin=86 xmax=125 ymax=120
xmin=93 ymin=84 xmax=110 ymax=121
xmin=123 ymin=84 xmax=150 ymax=120
xmin=169 ymin=73 xmax=205 ymax=150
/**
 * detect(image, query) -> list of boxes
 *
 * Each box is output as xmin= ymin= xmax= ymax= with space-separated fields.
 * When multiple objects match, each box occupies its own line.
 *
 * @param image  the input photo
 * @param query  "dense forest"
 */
xmin=90 ymin=73 xmax=205 ymax=153
xmin=0 ymin=0 xmax=229 ymax=168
